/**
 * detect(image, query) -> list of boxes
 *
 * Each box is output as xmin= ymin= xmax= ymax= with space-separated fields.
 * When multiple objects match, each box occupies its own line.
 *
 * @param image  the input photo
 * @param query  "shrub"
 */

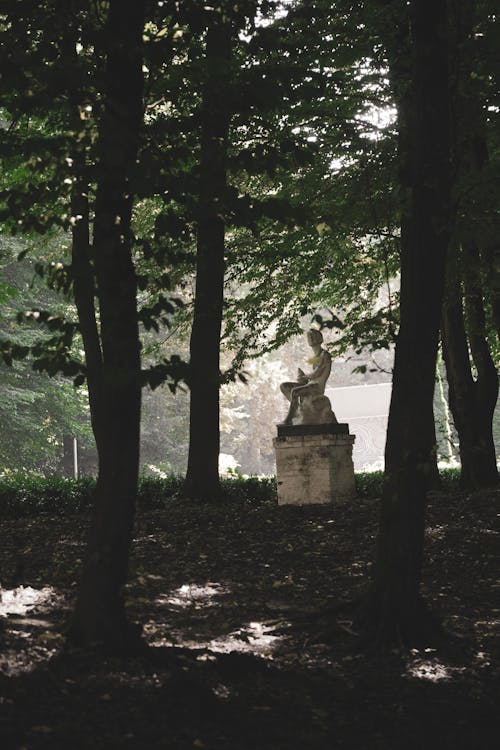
xmin=220 ymin=475 xmax=277 ymax=503
xmin=137 ymin=475 xmax=184 ymax=508
xmin=439 ymin=466 xmax=461 ymax=492
xmin=355 ymin=470 xmax=384 ymax=498
xmin=0 ymin=467 xmax=465 ymax=519
xmin=355 ymin=466 xmax=464 ymax=498
xmin=0 ymin=474 xmax=95 ymax=518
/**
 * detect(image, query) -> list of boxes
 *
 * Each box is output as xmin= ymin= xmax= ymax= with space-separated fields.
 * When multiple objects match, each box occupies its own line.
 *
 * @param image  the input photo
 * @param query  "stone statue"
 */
xmin=280 ymin=329 xmax=338 ymax=426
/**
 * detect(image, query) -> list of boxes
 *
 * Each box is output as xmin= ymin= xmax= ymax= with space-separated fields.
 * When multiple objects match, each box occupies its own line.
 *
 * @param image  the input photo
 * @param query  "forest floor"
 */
xmin=0 ymin=486 xmax=499 ymax=749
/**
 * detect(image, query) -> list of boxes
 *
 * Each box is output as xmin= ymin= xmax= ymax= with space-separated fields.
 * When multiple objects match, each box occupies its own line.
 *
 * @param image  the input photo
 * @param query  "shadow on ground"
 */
xmin=1 ymin=488 xmax=499 ymax=748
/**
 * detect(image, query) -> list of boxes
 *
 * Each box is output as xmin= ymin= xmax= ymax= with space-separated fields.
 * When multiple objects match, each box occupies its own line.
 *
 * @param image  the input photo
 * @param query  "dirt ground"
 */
xmin=0 ymin=487 xmax=499 ymax=749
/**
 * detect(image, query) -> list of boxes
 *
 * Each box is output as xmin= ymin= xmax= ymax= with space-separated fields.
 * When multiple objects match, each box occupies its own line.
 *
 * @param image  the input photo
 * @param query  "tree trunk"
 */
xmin=441 ymin=250 xmax=498 ymax=488
xmin=441 ymin=255 xmax=476 ymax=485
xmin=451 ymin=0 xmax=500 ymax=343
xmin=375 ymin=0 xmax=441 ymax=490
xmin=70 ymin=172 xmax=105 ymax=454
xmin=482 ymin=236 xmax=500 ymax=340
xmin=462 ymin=242 xmax=498 ymax=484
xmin=62 ymin=434 xmax=75 ymax=478
xmin=441 ymin=0 xmax=499 ymax=488
xmin=358 ymin=0 xmax=451 ymax=646
xmin=68 ymin=0 xmax=145 ymax=650
xmin=184 ymin=19 xmax=232 ymax=501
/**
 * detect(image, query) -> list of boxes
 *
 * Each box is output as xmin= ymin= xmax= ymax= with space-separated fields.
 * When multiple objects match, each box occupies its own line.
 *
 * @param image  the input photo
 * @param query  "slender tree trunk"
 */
xmin=62 ymin=2 xmax=104 ymax=453
xmin=68 ymin=0 xmax=145 ymax=650
xmin=442 ymin=249 xmax=490 ymax=487
xmin=441 ymin=249 xmax=498 ymax=487
xmin=435 ymin=353 xmax=455 ymax=462
xmin=483 ymin=236 xmax=500 ymax=339
xmin=184 ymin=19 xmax=232 ymax=501
xmin=70 ymin=173 xmax=105 ymax=454
xmin=441 ymin=0 xmax=499 ymax=488
xmin=462 ymin=242 xmax=498 ymax=483
xmin=451 ymin=0 xmax=500 ymax=340
xmin=358 ymin=0 xmax=451 ymax=645
xmin=62 ymin=434 xmax=75 ymax=478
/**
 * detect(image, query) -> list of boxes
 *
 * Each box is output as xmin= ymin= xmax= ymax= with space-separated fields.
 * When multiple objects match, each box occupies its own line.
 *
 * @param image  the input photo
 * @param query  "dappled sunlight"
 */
xmin=0 ymin=585 xmax=62 ymax=617
xmin=212 ymin=682 xmax=232 ymax=699
xmin=155 ymin=582 xmax=228 ymax=609
xmin=479 ymin=527 xmax=499 ymax=536
xmin=426 ymin=525 xmax=447 ymax=540
xmin=208 ymin=621 xmax=281 ymax=656
xmin=0 ymin=642 xmax=61 ymax=677
xmin=146 ymin=619 xmax=282 ymax=659
xmin=474 ymin=651 xmax=491 ymax=666
xmin=0 ymin=585 xmax=65 ymax=676
xmin=407 ymin=661 xmax=453 ymax=682
xmin=406 ymin=654 xmax=465 ymax=683
xmin=474 ymin=618 xmax=500 ymax=632
xmin=150 ymin=582 xmax=281 ymax=657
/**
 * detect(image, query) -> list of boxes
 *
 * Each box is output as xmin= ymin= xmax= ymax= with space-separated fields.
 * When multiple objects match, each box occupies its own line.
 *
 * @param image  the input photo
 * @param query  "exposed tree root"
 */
xmin=269 ymin=598 xmax=359 ymax=644
xmin=65 ymin=614 xmax=146 ymax=656
xmin=352 ymin=587 xmax=447 ymax=652
xmin=270 ymin=590 xmax=458 ymax=656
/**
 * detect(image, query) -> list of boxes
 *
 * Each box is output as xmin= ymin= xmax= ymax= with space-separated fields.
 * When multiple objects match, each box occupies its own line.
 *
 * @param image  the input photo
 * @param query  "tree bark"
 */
xmin=68 ymin=0 xmax=145 ymax=650
xmin=70 ymin=172 xmax=105 ymax=453
xmin=62 ymin=434 xmax=75 ymax=478
xmin=451 ymin=0 xmax=500 ymax=341
xmin=462 ymin=242 xmax=498 ymax=484
xmin=441 ymin=0 xmax=499 ymax=488
xmin=358 ymin=0 xmax=451 ymax=645
xmin=184 ymin=18 xmax=232 ymax=501
xmin=375 ymin=0 xmax=441 ymax=490
xmin=62 ymin=1 xmax=104 ymax=454
xmin=441 ymin=250 xmax=497 ymax=488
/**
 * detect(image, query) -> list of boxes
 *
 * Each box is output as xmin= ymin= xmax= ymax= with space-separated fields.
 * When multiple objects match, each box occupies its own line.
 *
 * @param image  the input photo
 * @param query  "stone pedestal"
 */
xmin=273 ymin=423 xmax=355 ymax=505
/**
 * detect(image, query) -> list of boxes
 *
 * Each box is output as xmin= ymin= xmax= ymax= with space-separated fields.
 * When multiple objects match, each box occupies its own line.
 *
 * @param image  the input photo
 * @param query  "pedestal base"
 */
xmin=273 ymin=424 xmax=355 ymax=505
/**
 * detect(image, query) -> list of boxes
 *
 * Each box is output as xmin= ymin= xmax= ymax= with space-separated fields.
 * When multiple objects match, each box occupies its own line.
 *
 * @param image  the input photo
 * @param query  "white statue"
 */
xmin=280 ymin=329 xmax=337 ymax=426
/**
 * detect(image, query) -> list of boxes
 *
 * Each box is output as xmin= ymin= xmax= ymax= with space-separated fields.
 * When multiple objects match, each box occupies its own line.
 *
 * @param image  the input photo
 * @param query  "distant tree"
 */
xmin=182 ymin=0 xmax=327 ymax=498
xmin=182 ymin=8 xmax=233 ymax=500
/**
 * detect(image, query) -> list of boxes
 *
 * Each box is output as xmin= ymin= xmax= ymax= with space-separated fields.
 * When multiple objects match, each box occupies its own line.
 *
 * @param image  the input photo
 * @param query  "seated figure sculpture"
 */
xmin=280 ymin=329 xmax=338 ymax=426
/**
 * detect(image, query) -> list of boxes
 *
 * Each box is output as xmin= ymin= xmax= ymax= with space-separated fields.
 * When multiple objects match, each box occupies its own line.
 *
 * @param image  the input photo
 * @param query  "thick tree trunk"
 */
xmin=376 ymin=0 xmax=441 ymax=490
xmin=184 ymin=20 xmax=232 ymax=501
xmin=68 ymin=0 xmax=145 ymax=650
xmin=358 ymin=0 xmax=451 ymax=645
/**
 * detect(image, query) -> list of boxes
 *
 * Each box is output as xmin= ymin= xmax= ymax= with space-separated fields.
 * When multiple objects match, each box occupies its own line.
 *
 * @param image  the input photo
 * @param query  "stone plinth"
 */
xmin=273 ymin=424 xmax=355 ymax=505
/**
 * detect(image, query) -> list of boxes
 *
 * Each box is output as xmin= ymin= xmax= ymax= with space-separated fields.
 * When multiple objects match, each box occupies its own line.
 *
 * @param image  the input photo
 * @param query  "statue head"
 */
xmin=306 ymin=329 xmax=323 ymax=346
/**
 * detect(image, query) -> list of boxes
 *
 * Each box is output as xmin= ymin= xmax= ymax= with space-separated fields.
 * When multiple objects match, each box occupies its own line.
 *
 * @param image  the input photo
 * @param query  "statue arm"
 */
xmin=296 ymin=367 xmax=308 ymax=383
